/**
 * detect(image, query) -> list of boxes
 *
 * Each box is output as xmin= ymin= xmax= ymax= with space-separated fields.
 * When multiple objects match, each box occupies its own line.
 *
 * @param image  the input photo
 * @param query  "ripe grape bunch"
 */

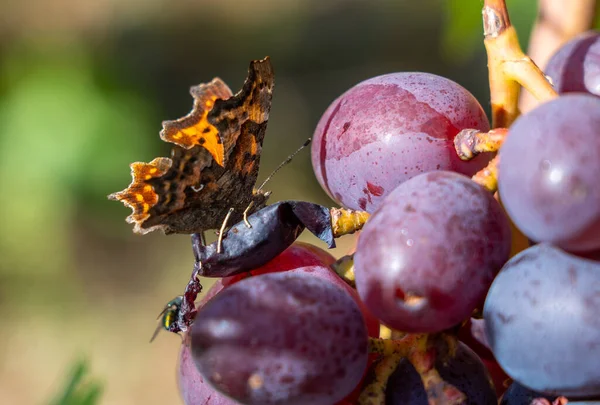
xmin=156 ymin=2 xmax=600 ymax=405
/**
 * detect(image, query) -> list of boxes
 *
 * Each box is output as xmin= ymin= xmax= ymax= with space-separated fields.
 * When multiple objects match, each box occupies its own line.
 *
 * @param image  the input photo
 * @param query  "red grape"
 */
xmin=190 ymin=272 xmax=369 ymax=405
xmin=178 ymin=242 xmax=378 ymax=404
xmin=311 ymin=72 xmax=491 ymax=212
xmin=498 ymin=94 xmax=600 ymax=252
xmin=354 ymin=171 xmax=511 ymax=333
xmin=545 ymin=30 xmax=600 ymax=97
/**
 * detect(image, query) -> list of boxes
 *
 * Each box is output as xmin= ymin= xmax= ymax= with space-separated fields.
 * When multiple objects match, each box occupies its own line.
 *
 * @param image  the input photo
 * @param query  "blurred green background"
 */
xmin=0 ymin=0 xmax=539 ymax=403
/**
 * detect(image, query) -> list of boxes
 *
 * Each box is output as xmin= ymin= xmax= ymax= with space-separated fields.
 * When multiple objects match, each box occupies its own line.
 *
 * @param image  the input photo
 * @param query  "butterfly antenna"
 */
xmin=256 ymin=138 xmax=312 ymax=192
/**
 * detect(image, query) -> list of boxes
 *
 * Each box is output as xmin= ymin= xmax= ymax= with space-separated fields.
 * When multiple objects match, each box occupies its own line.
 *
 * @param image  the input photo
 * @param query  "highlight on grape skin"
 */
xmin=189 ymin=272 xmax=369 ymax=405
xmin=498 ymin=94 xmax=600 ymax=252
xmin=353 ymin=170 xmax=511 ymax=333
xmin=484 ymin=244 xmax=600 ymax=398
xmin=311 ymin=72 xmax=492 ymax=213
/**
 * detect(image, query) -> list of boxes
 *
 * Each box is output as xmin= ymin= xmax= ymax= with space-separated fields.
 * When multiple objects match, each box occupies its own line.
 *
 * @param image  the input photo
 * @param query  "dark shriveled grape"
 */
xmin=484 ymin=244 xmax=600 ymax=398
xmin=545 ymin=30 xmax=600 ymax=97
xmin=386 ymin=342 xmax=497 ymax=405
xmin=498 ymin=94 xmax=600 ymax=252
xmin=311 ymin=72 xmax=491 ymax=212
xmin=190 ymin=272 xmax=368 ymax=405
xmin=354 ymin=171 xmax=511 ymax=333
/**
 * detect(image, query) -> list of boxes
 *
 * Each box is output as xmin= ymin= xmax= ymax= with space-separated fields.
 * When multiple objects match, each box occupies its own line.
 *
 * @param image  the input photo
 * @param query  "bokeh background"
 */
xmin=0 ymin=0 xmax=541 ymax=403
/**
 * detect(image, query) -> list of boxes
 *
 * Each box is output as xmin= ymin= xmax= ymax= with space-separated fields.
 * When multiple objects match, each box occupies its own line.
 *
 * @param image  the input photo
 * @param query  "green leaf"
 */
xmin=48 ymin=359 xmax=103 ymax=405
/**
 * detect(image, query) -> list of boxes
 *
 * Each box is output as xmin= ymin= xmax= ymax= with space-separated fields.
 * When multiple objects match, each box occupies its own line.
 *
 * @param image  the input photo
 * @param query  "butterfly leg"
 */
xmin=217 ymin=208 xmax=235 ymax=254
xmin=242 ymin=202 xmax=254 ymax=228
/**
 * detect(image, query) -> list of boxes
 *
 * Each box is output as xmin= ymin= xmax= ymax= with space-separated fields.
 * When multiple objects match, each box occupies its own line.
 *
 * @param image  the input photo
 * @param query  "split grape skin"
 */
xmin=354 ymin=171 xmax=511 ymax=333
xmin=498 ymin=94 xmax=600 ymax=252
xmin=484 ymin=244 xmax=600 ymax=398
xmin=386 ymin=341 xmax=497 ymax=405
xmin=311 ymin=72 xmax=492 ymax=213
xmin=189 ymin=272 xmax=369 ymax=405
xmin=545 ymin=31 xmax=600 ymax=98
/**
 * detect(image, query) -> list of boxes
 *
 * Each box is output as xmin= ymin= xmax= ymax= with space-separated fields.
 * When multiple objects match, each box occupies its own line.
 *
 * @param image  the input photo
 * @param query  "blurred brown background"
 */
xmin=0 ymin=0 xmax=539 ymax=403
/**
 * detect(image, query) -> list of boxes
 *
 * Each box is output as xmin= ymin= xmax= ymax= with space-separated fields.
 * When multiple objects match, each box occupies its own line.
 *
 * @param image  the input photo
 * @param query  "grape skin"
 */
xmin=216 ymin=242 xmax=380 ymax=338
xmin=498 ymin=94 xmax=600 ymax=252
xmin=311 ymin=72 xmax=491 ymax=212
xmin=354 ymin=171 xmax=511 ymax=333
xmin=190 ymin=272 xmax=369 ymax=405
xmin=178 ymin=341 xmax=239 ymax=405
xmin=545 ymin=31 xmax=600 ymax=97
xmin=386 ymin=342 xmax=497 ymax=405
xmin=484 ymin=244 xmax=600 ymax=398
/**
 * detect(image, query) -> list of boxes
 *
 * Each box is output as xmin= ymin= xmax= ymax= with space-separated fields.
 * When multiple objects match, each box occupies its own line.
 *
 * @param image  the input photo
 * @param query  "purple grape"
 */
xmin=545 ymin=31 xmax=600 ymax=97
xmin=500 ymin=382 xmax=556 ymax=405
xmin=354 ymin=171 xmax=511 ymax=333
xmin=311 ymin=72 xmax=491 ymax=212
xmin=484 ymin=244 xmax=600 ymax=398
xmin=189 ymin=272 xmax=368 ymax=405
xmin=386 ymin=341 xmax=497 ymax=405
xmin=498 ymin=94 xmax=600 ymax=252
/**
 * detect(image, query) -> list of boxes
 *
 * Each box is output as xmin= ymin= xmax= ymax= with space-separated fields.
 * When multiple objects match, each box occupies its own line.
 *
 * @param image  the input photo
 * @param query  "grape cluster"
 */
xmin=160 ymin=20 xmax=600 ymax=405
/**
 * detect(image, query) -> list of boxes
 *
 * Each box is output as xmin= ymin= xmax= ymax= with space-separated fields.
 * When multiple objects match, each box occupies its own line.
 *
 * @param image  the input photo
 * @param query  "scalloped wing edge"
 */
xmin=107 ymin=157 xmax=172 ymax=234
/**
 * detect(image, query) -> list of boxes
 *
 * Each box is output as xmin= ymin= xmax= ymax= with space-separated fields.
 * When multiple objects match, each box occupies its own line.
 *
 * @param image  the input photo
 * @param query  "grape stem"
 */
xmin=471 ymin=155 xmax=499 ymax=193
xmin=408 ymin=336 xmax=466 ymax=405
xmin=331 ymin=207 xmax=370 ymax=238
xmin=520 ymin=0 xmax=598 ymax=113
xmin=454 ymin=128 xmax=508 ymax=160
xmin=483 ymin=0 xmax=558 ymax=128
xmin=357 ymin=353 xmax=403 ymax=405
xmin=330 ymin=255 xmax=356 ymax=288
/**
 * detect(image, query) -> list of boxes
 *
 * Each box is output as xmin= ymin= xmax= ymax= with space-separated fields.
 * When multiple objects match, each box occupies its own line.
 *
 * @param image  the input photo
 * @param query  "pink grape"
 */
xmin=311 ymin=72 xmax=491 ymax=212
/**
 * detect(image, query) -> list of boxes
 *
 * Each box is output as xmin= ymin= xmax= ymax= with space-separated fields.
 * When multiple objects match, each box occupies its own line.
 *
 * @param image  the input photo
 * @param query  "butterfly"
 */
xmin=108 ymin=57 xmax=274 ymax=235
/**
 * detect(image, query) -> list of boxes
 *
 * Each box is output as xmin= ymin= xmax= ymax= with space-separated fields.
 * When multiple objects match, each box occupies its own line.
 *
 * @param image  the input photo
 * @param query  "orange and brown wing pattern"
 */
xmin=160 ymin=79 xmax=233 ymax=167
xmin=107 ymin=157 xmax=172 ymax=233
xmin=109 ymin=57 xmax=275 ymax=235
